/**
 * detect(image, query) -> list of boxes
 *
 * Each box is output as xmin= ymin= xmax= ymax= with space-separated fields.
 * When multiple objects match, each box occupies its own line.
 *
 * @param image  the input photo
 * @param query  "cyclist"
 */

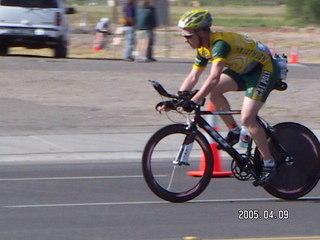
xmin=174 ymin=10 xmax=281 ymax=186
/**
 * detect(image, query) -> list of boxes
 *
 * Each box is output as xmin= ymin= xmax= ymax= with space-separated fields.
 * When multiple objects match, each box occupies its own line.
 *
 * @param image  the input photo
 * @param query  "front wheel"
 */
xmin=142 ymin=124 xmax=213 ymax=202
xmin=255 ymin=122 xmax=320 ymax=199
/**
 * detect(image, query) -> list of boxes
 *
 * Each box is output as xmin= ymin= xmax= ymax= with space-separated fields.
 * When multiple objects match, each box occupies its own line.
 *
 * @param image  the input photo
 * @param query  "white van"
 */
xmin=0 ymin=0 xmax=75 ymax=58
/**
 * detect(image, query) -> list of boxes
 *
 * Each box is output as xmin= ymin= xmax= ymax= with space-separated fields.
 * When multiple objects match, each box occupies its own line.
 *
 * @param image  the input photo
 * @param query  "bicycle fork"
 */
xmin=173 ymin=127 xmax=196 ymax=166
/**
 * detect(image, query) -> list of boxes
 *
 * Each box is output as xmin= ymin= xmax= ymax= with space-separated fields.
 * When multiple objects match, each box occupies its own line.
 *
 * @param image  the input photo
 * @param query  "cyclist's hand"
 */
xmin=178 ymin=100 xmax=197 ymax=112
xmin=155 ymin=100 xmax=177 ymax=112
xmin=177 ymin=90 xmax=198 ymax=99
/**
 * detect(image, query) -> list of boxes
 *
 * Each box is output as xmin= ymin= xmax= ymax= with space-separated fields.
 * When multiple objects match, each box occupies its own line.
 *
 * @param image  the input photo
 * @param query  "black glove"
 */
xmin=177 ymin=90 xmax=198 ymax=100
xmin=155 ymin=100 xmax=178 ymax=112
xmin=179 ymin=100 xmax=197 ymax=112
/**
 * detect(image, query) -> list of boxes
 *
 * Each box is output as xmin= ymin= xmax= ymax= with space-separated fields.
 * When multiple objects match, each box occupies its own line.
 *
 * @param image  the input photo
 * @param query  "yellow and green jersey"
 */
xmin=193 ymin=32 xmax=280 ymax=102
xmin=193 ymin=32 xmax=273 ymax=73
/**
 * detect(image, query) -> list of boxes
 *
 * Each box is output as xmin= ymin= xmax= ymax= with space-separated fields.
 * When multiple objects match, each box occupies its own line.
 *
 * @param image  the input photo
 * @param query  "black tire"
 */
xmin=255 ymin=122 xmax=320 ymax=199
xmin=54 ymin=42 xmax=67 ymax=58
xmin=0 ymin=44 xmax=9 ymax=56
xmin=142 ymin=124 xmax=213 ymax=202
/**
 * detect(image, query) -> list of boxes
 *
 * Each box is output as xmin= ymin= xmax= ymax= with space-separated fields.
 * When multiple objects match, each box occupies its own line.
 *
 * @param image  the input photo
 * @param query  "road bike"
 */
xmin=142 ymin=80 xmax=320 ymax=202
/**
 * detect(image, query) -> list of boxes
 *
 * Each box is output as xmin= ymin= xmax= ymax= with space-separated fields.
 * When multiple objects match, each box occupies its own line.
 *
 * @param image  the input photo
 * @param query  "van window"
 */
xmin=0 ymin=0 xmax=58 ymax=8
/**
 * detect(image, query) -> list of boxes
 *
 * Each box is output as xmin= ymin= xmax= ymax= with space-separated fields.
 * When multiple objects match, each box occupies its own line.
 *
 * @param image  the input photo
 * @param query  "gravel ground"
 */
xmin=3 ymin=26 xmax=320 ymax=136
xmin=9 ymin=26 xmax=320 ymax=63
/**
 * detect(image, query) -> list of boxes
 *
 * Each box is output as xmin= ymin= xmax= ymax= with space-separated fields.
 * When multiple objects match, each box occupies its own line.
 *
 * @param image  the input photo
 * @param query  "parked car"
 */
xmin=0 ymin=0 xmax=75 ymax=58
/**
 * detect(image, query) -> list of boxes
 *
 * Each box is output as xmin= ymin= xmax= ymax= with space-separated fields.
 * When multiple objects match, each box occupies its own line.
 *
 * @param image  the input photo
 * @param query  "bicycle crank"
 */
xmin=231 ymin=159 xmax=253 ymax=181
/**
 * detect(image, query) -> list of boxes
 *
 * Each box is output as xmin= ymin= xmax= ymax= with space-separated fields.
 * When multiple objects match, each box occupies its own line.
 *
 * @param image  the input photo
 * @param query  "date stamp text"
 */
xmin=238 ymin=209 xmax=289 ymax=220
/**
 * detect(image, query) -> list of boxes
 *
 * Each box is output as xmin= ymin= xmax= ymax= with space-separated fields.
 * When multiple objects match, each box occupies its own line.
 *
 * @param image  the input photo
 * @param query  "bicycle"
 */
xmin=142 ymin=80 xmax=320 ymax=203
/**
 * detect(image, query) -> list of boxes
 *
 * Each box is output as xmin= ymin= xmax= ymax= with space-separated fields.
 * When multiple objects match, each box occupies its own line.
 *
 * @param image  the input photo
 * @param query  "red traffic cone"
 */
xmin=289 ymin=44 xmax=299 ymax=64
xmin=187 ymin=102 xmax=233 ymax=178
xmin=92 ymin=34 xmax=103 ymax=51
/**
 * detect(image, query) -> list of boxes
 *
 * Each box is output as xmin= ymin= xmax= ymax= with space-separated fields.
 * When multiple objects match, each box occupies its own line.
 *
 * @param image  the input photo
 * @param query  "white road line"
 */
xmin=0 ymin=175 xmax=145 ymax=181
xmin=0 ymin=174 xmax=167 ymax=181
xmin=4 ymin=197 xmax=320 ymax=208
xmin=212 ymin=236 xmax=320 ymax=240
xmin=4 ymin=201 xmax=167 ymax=208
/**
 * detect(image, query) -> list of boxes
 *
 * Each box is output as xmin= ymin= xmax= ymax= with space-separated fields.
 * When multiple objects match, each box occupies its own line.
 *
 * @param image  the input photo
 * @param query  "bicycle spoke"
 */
xmin=167 ymin=165 xmax=177 ymax=191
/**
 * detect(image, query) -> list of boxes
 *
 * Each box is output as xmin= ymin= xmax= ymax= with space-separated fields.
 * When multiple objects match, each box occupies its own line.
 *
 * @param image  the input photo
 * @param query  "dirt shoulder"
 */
xmin=3 ymin=26 xmax=319 ymax=136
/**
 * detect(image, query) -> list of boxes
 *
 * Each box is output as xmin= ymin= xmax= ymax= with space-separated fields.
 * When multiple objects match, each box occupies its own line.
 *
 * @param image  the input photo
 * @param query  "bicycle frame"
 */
xmin=190 ymin=108 xmax=293 ymax=178
xmin=189 ymin=108 xmax=259 ymax=179
xmin=257 ymin=117 xmax=294 ymax=165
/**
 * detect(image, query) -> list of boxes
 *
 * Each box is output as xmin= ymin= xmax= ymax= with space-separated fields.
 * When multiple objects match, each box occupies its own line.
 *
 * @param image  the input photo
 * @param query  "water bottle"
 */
xmin=239 ymin=126 xmax=250 ymax=148
xmin=273 ymin=53 xmax=288 ymax=80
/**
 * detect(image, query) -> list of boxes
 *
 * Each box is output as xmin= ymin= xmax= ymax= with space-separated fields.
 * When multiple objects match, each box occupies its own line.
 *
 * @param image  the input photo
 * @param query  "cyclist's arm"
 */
xmin=179 ymin=47 xmax=209 ymax=92
xmin=179 ymin=67 xmax=204 ymax=92
xmin=191 ymin=60 xmax=225 ymax=104
xmin=190 ymin=40 xmax=230 ymax=104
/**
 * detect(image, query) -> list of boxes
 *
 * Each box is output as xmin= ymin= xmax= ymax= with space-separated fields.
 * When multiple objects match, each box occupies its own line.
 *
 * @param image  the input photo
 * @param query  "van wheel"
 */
xmin=0 ymin=44 xmax=8 ymax=55
xmin=54 ymin=42 xmax=67 ymax=58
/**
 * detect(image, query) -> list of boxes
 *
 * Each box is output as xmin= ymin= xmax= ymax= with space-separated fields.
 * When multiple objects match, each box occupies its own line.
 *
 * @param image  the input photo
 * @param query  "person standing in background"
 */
xmin=135 ymin=0 xmax=157 ymax=62
xmin=93 ymin=18 xmax=111 ymax=51
xmin=122 ymin=0 xmax=136 ymax=61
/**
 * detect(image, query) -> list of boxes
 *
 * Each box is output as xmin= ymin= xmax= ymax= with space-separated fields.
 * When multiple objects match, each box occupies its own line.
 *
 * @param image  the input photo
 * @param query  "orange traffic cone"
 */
xmin=187 ymin=102 xmax=233 ymax=178
xmin=289 ymin=44 xmax=299 ymax=63
xmin=267 ymin=40 xmax=276 ymax=56
xmin=92 ymin=34 xmax=103 ymax=51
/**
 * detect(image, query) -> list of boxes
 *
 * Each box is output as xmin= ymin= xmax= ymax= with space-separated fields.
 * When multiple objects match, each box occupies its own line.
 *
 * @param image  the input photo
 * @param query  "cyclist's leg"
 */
xmin=243 ymin=62 xmax=279 ymax=185
xmin=241 ymin=97 xmax=272 ymax=161
xmin=242 ymin=61 xmax=277 ymax=161
xmin=209 ymin=73 xmax=239 ymax=127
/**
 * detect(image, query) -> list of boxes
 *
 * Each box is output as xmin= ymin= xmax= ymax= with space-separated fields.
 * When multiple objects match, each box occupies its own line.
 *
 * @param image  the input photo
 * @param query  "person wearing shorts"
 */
xmin=175 ymin=10 xmax=281 ymax=186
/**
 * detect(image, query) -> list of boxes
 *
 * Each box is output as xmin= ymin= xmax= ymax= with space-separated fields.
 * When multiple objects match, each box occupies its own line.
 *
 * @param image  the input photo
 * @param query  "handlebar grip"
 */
xmin=177 ymin=90 xmax=198 ymax=100
xmin=155 ymin=100 xmax=178 ymax=111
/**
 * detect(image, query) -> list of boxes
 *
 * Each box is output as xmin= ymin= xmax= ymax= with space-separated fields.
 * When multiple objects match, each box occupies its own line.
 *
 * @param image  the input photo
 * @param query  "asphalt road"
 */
xmin=0 ymin=161 xmax=319 ymax=240
xmin=0 ymin=56 xmax=319 ymax=240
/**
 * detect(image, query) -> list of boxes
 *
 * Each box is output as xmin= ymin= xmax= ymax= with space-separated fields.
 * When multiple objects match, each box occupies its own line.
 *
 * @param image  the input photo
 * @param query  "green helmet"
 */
xmin=178 ymin=10 xmax=213 ymax=30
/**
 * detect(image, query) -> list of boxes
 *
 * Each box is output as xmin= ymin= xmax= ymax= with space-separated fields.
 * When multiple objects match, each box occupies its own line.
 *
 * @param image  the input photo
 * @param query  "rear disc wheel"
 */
xmin=255 ymin=122 xmax=320 ymax=199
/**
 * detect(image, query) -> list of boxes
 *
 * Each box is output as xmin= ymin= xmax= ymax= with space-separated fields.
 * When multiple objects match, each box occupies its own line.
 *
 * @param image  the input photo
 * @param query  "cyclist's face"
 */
xmin=181 ymin=29 xmax=199 ymax=49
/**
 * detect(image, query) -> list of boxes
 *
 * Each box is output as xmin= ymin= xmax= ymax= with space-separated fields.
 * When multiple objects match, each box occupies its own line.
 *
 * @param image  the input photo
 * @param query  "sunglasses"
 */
xmin=182 ymin=33 xmax=193 ymax=39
